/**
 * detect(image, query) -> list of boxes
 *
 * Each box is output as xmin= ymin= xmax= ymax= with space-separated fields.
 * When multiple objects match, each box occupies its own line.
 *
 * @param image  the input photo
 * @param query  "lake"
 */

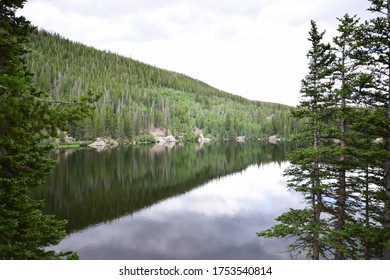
xmin=31 ymin=141 xmax=304 ymax=259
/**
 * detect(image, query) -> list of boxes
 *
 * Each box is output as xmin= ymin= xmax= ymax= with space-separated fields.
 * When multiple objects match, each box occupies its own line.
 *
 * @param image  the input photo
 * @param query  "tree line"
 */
xmin=26 ymin=29 xmax=300 ymax=142
xmin=258 ymin=0 xmax=390 ymax=260
xmin=31 ymin=142 xmax=294 ymax=233
xmin=0 ymin=0 xmax=296 ymax=259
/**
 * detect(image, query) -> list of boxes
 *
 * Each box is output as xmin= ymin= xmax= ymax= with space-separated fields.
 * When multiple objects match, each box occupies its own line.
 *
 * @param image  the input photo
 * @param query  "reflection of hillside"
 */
xmin=31 ymin=142 xmax=295 ymax=233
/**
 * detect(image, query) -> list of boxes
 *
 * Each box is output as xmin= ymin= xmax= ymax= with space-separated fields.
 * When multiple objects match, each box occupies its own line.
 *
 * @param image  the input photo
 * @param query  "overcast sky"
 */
xmin=18 ymin=0 xmax=372 ymax=106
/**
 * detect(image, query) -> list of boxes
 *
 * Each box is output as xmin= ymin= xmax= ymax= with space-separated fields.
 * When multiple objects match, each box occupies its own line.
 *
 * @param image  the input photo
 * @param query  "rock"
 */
xmin=194 ymin=128 xmax=211 ymax=142
xmin=194 ymin=128 xmax=204 ymax=136
xmin=236 ymin=135 xmax=245 ymax=142
xmin=268 ymin=135 xmax=278 ymax=144
xmin=198 ymin=136 xmax=211 ymax=143
xmin=154 ymin=135 xmax=177 ymax=146
xmin=332 ymin=139 xmax=341 ymax=144
xmin=65 ymin=135 xmax=75 ymax=143
xmin=88 ymin=138 xmax=118 ymax=149
xmin=107 ymin=139 xmax=119 ymax=147
xmin=153 ymin=135 xmax=177 ymax=145
xmin=153 ymin=139 xmax=176 ymax=149
xmin=88 ymin=140 xmax=106 ymax=148
xmin=155 ymin=137 xmax=164 ymax=143
xmin=163 ymin=135 xmax=176 ymax=142
xmin=149 ymin=128 xmax=166 ymax=137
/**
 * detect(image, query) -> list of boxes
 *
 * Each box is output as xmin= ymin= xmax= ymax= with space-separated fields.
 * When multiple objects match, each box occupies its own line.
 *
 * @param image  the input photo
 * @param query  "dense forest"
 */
xmin=25 ymin=30 xmax=298 ymax=142
xmin=2 ymin=0 xmax=389 ymax=261
xmin=1 ymin=0 xmax=298 ymax=260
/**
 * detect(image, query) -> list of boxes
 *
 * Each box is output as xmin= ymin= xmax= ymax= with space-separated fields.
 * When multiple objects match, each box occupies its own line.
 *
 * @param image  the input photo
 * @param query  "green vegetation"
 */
xmin=258 ymin=1 xmax=390 ymax=260
xmin=136 ymin=135 xmax=157 ymax=144
xmin=1 ymin=0 xmax=297 ymax=260
xmin=3 ymin=0 xmax=388 ymax=261
xmin=54 ymin=141 xmax=93 ymax=149
xmin=26 ymin=29 xmax=299 ymax=142
xmin=31 ymin=142 xmax=294 ymax=233
xmin=0 ymin=0 xmax=96 ymax=259
xmin=2 ymin=0 xmax=297 ymax=260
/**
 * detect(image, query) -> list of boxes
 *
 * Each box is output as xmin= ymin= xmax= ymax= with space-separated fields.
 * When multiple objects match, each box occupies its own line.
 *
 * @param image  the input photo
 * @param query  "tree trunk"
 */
xmin=365 ymin=165 xmax=370 ymax=260
xmin=384 ymin=59 xmax=390 ymax=260
xmin=384 ymin=4 xmax=390 ymax=260
xmin=335 ymin=162 xmax=346 ymax=260
xmin=384 ymin=114 xmax=390 ymax=260
xmin=313 ymin=125 xmax=321 ymax=260
xmin=335 ymin=54 xmax=347 ymax=260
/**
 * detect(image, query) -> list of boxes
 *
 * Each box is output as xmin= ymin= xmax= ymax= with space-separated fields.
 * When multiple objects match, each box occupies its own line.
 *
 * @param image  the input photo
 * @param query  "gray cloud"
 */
xmin=55 ymin=211 xmax=292 ymax=260
xmin=24 ymin=0 xmax=271 ymax=42
xmin=20 ymin=0 xmax=374 ymax=105
xmin=23 ymin=0 xmax=372 ymax=44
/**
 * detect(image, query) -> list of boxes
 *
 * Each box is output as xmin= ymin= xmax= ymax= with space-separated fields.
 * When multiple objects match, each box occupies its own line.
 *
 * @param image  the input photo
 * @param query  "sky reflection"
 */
xmin=50 ymin=162 xmax=304 ymax=259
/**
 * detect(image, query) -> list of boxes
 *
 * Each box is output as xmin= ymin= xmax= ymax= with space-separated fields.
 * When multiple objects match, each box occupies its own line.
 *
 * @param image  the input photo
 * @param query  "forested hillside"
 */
xmin=26 ymin=29 xmax=298 ymax=142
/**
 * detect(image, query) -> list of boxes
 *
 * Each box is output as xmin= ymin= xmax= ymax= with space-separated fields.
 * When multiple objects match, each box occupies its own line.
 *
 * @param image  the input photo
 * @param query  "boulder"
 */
xmin=268 ymin=135 xmax=278 ymax=144
xmin=88 ymin=138 xmax=118 ymax=149
xmin=107 ymin=139 xmax=119 ymax=147
xmin=373 ymin=138 xmax=384 ymax=144
xmin=88 ymin=140 xmax=106 ymax=147
xmin=163 ymin=135 xmax=176 ymax=142
xmin=198 ymin=136 xmax=211 ymax=143
xmin=155 ymin=137 xmax=165 ymax=143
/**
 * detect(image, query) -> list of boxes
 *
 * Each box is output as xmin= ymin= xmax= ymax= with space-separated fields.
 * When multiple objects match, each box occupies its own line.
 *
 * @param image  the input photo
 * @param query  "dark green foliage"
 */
xmin=258 ymin=3 xmax=390 ymax=259
xmin=357 ymin=0 xmax=390 ymax=259
xmin=136 ymin=135 xmax=157 ymax=144
xmin=1 ymin=0 xmax=95 ymax=259
xmin=25 ymin=30 xmax=299 ymax=141
xmin=31 ymin=142 xmax=293 ymax=233
xmin=260 ymin=21 xmax=336 ymax=260
xmin=0 ymin=186 xmax=77 ymax=259
xmin=258 ymin=208 xmax=329 ymax=259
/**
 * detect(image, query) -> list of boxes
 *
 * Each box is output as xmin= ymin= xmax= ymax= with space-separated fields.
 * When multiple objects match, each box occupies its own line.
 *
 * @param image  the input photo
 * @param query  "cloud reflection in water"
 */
xmin=51 ymin=162 xmax=303 ymax=259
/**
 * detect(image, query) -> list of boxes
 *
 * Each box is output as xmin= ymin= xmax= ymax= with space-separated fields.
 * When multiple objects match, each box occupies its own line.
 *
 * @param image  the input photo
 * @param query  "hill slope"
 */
xmin=26 ymin=29 xmax=298 ymax=142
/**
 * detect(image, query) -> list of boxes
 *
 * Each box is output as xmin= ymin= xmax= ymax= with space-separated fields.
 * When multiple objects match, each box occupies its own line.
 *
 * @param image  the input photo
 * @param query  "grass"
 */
xmin=54 ymin=141 xmax=93 ymax=149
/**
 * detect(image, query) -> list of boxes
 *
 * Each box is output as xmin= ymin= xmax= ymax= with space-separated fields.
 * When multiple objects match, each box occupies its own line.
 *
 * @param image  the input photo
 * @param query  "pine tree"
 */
xmin=258 ymin=21 xmax=335 ymax=259
xmin=354 ymin=0 xmax=390 ymax=259
xmin=0 ymin=0 xmax=96 ymax=259
xmin=324 ymin=14 xmax=362 ymax=260
xmin=319 ymin=14 xmax=384 ymax=259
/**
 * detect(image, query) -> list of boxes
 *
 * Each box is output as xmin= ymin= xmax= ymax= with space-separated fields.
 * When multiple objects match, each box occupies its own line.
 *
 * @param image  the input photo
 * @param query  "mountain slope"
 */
xmin=26 ymin=29 xmax=298 ymax=141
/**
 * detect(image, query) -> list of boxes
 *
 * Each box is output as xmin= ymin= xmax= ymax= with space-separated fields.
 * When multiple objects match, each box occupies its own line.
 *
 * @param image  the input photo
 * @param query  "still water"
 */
xmin=31 ymin=142 xmax=303 ymax=259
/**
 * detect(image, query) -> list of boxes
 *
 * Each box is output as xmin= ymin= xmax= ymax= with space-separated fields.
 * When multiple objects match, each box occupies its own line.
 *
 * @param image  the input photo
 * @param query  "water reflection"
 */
xmin=32 ymin=142 xmax=303 ymax=259
xmin=48 ymin=163 xmax=302 ymax=259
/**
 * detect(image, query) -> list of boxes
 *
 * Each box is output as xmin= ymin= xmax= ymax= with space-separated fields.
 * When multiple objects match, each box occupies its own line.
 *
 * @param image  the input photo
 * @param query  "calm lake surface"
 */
xmin=31 ymin=142 xmax=304 ymax=259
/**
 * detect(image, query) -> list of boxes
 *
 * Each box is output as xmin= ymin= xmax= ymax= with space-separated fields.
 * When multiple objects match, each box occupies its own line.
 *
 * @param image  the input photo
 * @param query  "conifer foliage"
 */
xmin=0 ymin=0 xmax=95 ymax=259
xmin=359 ymin=0 xmax=390 ymax=259
xmin=26 ymin=30 xmax=298 ymax=142
xmin=258 ymin=0 xmax=390 ymax=260
xmin=258 ymin=21 xmax=336 ymax=260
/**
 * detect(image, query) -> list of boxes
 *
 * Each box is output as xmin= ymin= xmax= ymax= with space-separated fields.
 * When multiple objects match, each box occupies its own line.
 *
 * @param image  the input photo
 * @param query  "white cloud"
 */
xmin=138 ymin=163 xmax=302 ymax=220
xmin=49 ymin=162 xmax=303 ymax=259
xmin=19 ymin=0 xmax=371 ymax=106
